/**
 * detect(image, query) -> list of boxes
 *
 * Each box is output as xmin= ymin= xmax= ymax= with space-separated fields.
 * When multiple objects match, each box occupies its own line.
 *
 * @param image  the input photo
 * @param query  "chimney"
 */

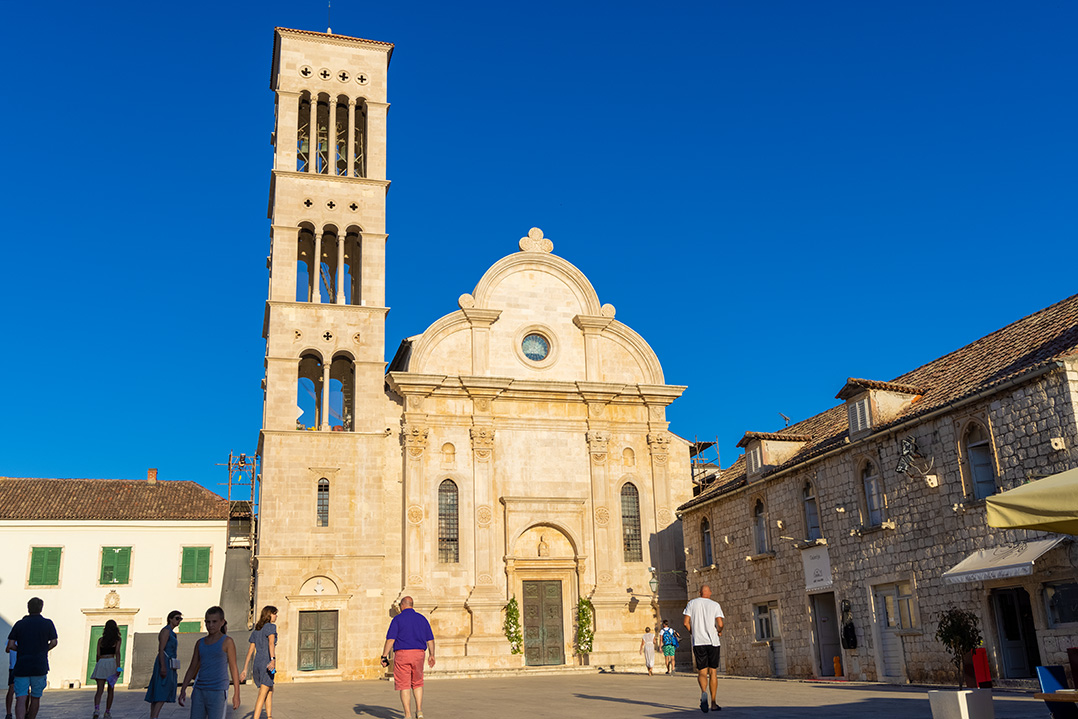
xmin=147 ymin=468 xmax=158 ymax=484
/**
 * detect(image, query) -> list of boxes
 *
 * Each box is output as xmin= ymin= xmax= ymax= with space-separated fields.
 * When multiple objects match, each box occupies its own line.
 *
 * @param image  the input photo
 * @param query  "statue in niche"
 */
xmin=538 ymin=535 xmax=549 ymax=557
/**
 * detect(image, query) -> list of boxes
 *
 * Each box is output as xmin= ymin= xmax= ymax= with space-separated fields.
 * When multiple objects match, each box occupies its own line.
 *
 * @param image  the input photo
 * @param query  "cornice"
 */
xmin=272 ymin=169 xmax=391 ymax=189
xmin=276 ymin=27 xmax=393 ymax=54
xmin=271 ymin=224 xmax=388 ymax=241
xmin=266 ymin=300 xmax=389 ymax=315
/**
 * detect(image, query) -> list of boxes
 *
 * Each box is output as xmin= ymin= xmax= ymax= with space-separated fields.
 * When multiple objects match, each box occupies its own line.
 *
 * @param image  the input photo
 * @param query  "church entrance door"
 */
xmin=523 ymin=580 xmax=564 ymax=666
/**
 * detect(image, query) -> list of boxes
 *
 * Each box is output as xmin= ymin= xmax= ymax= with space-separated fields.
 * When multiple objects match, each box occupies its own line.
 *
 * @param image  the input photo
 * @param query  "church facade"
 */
xmin=256 ymin=27 xmax=691 ymax=681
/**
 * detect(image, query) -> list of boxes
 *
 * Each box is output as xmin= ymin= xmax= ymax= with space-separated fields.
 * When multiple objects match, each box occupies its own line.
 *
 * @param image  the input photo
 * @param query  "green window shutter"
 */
xmin=44 ymin=548 xmax=61 ymax=585
xmin=101 ymin=547 xmax=117 ymax=584
xmin=115 ymin=547 xmax=131 ymax=584
xmin=30 ymin=547 xmax=62 ymax=586
xmin=196 ymin=547 xmax=211 ymax=583
xmin=29 ymin=548 xmax=46 ymax=585
xmin=180 ymin=547 xmax=197 ymax=584
xmin=181 ymin=547 xmax=211 ymax=584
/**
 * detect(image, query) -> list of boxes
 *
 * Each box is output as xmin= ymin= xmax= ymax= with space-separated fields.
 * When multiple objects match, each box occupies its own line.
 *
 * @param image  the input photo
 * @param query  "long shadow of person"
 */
xmin=352 ymin=703 xmax=400 ymax=718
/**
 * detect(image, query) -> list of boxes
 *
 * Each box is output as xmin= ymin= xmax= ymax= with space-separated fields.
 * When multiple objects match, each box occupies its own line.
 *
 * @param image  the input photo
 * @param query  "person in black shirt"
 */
xmin=6 ymin=598 xmax=58 ymax=719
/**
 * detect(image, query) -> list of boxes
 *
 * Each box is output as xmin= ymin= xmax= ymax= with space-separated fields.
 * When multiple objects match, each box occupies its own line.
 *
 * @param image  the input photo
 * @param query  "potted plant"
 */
xmin=928 ymin=606 xmax=993 ymax=719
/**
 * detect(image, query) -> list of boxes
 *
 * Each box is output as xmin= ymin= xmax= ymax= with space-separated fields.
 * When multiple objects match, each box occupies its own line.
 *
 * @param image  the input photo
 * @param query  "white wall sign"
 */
xmin=801 ymin=544 xmax=833 ymax=590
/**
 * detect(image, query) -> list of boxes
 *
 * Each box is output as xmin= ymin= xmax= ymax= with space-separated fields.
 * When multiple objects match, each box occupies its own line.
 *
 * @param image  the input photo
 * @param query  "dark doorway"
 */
xmin=991 ymin=588 xmax=1040 ymax=678
xmin=523 ymin=580 xmax=564 ymax=666
xmin=811 ymin=592 xmax=842 ymax=677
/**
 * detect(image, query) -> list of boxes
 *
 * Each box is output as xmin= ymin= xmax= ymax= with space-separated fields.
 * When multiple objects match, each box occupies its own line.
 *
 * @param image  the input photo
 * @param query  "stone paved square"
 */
xmin=27 ymin=674 xmax=1049 ymax=719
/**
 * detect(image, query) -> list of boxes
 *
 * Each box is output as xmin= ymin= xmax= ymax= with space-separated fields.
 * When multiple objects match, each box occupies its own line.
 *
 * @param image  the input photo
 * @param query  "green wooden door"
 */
xmin=522 ymin=580 xmax=564 ymax=666
xmin=86 ymin=625 xmax=128 ymax=684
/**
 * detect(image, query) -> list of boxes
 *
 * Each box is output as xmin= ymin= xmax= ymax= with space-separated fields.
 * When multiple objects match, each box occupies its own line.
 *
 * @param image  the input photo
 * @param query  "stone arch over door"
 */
xmin=507 ymin=523 xmax=582 ymax=667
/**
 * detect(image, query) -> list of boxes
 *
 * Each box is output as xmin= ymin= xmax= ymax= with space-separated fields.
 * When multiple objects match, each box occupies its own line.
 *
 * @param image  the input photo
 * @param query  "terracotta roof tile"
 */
xmin=735 ymin=431 xmax=812 ymax=448
xmin=0 ymin=478 xmax=228 ymax=521
xmin=680 ymin=293 xmax=1078 ymax=512
xmin=835 ymin=378 xmax=925 ymax=400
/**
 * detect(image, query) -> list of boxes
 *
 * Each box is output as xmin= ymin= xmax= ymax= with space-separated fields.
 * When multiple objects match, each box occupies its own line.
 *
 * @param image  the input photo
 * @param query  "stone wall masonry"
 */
xmin=682 ymin=365 xmax=1078 ymax=684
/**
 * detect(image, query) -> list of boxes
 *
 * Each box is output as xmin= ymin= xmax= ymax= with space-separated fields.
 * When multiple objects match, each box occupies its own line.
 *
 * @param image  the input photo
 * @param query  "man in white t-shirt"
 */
xmin=683 ymin=585 xmax=724 ymax=713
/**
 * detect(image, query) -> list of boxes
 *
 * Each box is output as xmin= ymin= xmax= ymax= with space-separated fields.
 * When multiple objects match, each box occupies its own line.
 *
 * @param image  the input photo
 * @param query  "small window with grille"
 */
xmin=438 ymin=479 xmax=459 ymax=563
xmin=316 ymin=478 xmax=330 ymax=527
xmin=621 ymin=483 xmax=643 ymax=562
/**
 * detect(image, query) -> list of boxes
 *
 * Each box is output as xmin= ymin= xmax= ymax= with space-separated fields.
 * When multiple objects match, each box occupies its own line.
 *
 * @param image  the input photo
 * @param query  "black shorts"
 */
xmin=693 ymin=645 xmax=721 ymax=669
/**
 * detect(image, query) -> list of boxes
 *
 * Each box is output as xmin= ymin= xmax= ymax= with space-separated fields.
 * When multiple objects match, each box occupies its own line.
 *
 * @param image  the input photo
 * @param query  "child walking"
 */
xmin=239 ymin=606 xmax=278 ymax=719
xmin=178 ymin=607 xmax=241 ymax=719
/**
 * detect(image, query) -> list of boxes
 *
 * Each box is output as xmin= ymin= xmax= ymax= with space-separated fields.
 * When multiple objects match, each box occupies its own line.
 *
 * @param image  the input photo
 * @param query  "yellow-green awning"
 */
xmin=986 ymin=467 xmax=1078 ymax=535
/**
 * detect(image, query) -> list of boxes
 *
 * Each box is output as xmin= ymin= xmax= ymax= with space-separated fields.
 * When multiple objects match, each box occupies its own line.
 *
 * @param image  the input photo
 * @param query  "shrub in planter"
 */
xmin=935 ymin=606 xmax=983 ymax=687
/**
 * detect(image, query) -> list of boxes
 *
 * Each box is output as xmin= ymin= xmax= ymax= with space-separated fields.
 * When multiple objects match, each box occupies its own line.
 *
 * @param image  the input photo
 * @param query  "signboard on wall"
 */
xmin=801 ymin=544 xmax=833 ymax=591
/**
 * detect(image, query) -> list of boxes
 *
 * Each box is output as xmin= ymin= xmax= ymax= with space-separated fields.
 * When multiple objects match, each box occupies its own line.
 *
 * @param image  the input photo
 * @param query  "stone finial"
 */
xmin=458 ymin=293 xmax=475 ymax=309
xmin=600 ymin=303 xmax=616 ymax=318
xmin=519 ymin=227 xmax=553 ymax=253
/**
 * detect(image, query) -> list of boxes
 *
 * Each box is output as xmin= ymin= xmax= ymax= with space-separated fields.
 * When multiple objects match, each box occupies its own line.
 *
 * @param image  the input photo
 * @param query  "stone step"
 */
xmin=382 ymin=664 xmax=601 ymax=681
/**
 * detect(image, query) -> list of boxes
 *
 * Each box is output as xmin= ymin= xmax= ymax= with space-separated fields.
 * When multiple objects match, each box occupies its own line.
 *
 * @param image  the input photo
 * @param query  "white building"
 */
xmin=0 ymin=472 xmax=228 ymax=688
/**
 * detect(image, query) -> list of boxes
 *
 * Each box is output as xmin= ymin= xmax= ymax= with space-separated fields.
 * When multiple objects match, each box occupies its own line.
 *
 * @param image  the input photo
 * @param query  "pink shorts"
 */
xmin=392 ymin=649 xmax=426 ymax=690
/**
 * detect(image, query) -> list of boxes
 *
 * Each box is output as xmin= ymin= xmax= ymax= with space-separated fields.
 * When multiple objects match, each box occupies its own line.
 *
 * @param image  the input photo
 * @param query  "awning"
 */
xmin=986 ymin=467 xmax=1078 ymax=534
xmin=941 ymin=537 xmax=1066 ymax=584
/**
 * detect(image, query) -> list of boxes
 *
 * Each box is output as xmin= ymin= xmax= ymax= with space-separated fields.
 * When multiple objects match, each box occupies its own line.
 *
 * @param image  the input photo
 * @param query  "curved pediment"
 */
xmin=399 ymin=229 xmax=666 ymax=385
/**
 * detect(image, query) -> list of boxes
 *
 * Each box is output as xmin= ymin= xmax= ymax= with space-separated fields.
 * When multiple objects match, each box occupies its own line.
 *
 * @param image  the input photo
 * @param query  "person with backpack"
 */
xmin=659 ymin=619 xmax=680 ymax=674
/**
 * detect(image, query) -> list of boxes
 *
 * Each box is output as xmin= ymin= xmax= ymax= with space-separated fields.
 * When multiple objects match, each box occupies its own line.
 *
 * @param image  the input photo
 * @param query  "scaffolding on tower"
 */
xmin=218 ymin=451 xmax=259 ymax=629
xmin=690 ymin=437 xmax=721 ymax=497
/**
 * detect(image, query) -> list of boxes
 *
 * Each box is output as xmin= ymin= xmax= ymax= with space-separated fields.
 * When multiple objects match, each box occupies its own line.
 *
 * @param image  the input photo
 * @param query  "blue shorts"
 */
xmin=13 ymin=676 xmax=46 ymax=698
xmin=190 ymin=687 xmax=229 ymax=719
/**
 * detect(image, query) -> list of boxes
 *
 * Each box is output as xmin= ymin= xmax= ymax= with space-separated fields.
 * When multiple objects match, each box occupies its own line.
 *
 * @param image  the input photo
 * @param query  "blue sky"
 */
xmin=1 ymin=1 xmax=1075 ymax=495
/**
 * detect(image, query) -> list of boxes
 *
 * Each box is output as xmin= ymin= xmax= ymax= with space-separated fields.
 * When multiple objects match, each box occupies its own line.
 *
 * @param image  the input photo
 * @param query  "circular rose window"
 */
xmin=521 ymin=333 xmax=550 ymax=362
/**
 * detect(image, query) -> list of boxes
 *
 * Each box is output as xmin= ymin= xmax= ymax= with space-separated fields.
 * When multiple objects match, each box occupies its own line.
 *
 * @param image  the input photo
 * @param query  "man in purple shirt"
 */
xmin=380 ymin=597 xmax=435 ymax=719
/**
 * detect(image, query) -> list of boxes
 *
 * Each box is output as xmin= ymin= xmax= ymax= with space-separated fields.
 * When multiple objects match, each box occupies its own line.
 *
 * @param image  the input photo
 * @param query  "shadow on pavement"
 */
xmin=352 ymin=702 xmax=400 ymax=718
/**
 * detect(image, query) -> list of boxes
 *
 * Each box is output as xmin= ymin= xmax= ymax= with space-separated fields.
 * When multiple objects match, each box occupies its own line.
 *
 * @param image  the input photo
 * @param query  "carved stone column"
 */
xmin=464 ymin=425 xmax=506 ymax=656
xmin=401 ymin=423 xmax=429 ymax=596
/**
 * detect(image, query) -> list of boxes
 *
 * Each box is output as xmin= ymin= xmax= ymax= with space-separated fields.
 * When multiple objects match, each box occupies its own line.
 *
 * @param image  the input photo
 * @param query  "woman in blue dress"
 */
xmin=240 ymin=606 xmax=278 ymax=719
xmin=144 ymin=610 xmax=183 ymax=718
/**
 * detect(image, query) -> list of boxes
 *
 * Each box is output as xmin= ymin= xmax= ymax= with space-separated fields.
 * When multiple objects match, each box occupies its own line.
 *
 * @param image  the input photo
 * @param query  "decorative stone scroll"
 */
xmin=458 ymin=293 xmax=475 ymax=309
xmin=471 ymin=427 xmax=495 ymax=461
xmin=518 ymin=227 xmax=553 ymax=254
xmin=105 ymin=590 xmax=120 ymax=609
xmin=648 ymin=432 xmax=670 ymax=465
xmin=402 ymin=425 xmax=429 ymax=459
xmin=587 ymin=430 xmax=609 ymax=465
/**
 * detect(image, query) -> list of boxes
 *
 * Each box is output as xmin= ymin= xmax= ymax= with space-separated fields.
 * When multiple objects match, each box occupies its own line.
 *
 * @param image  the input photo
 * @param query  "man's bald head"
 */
xmin=400 ymin=596 xmax=414 ymax=609
xmin=699 ymin=585 xmax=712 ymax=598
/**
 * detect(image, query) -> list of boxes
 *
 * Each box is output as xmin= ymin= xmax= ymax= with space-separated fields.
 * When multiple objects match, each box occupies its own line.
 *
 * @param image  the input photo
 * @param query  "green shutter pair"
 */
xmin=100 ymin=547 xmax=132 ymax=584
xmin=29 ymin=547 xmax=62 ymax=586
xmin=180 ymin=547 xmax=211 ymax=584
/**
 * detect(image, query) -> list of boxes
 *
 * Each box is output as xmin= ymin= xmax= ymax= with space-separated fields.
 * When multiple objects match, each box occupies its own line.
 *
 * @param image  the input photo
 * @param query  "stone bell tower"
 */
xmin=256 ymin=27 xmax=399 ymax=681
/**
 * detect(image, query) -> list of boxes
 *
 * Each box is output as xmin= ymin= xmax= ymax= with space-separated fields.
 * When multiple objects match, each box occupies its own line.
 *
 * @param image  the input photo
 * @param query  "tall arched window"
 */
xmin=753 ymin=499 xmax=769 ymax=554
xmin=316 ymin=478 xmax=330 ymax=527
xmin=621 ymin=483 xmax=643 ymax=562
xmin=803 ymin=481 xmax=822 ymax=540
xmin=862 ymin=462 xmax=884 ymax=526
xmin=438 ymin=479 xmax=459 ymax=563
xmin=701 ymin=517 xmax=713 ymax=565
xmin=964 ymin=422 xmax=997 ymax=500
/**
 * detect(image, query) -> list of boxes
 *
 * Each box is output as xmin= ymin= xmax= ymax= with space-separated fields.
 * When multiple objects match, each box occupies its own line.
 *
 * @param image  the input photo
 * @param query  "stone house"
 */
xmin=256 ymin=28 xmax=692 ymax=680
xmin=0 ymin=473 xmax=229 ymax=688
xmin=678 ymin=294 xmax=1078 ymax=684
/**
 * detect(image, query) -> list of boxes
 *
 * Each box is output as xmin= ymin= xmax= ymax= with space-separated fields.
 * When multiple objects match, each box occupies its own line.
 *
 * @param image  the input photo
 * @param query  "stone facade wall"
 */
xmin=682 ymin=360 xmax=1078 ymax=684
